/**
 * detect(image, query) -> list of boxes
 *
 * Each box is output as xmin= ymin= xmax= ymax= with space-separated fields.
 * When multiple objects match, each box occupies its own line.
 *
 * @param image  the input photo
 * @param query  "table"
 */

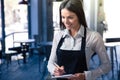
xmin=14 ymin=39 xmax=35 ymax=63
xmin=14 ymin=39 xmax=35 ymax=45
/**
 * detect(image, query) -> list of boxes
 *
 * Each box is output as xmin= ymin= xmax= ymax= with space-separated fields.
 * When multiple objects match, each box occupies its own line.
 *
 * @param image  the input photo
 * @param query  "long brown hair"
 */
xmin=59 ymin=0 xmax=87 ymax=30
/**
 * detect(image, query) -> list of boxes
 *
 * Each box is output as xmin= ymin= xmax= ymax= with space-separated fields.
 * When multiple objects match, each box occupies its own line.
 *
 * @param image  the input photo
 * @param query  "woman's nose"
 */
xmin=64 ymin=18 xmax=69 ymax=24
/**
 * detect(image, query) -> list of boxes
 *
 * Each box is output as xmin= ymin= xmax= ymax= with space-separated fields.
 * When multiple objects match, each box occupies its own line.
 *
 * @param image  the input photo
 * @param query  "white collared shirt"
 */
xmin=47 ymin=26 xmax=111 ymax=80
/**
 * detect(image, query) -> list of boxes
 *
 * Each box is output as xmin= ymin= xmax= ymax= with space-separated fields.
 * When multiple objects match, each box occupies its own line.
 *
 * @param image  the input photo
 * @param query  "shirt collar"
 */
xmin=62 ymin=25 xmax=85 ymax=38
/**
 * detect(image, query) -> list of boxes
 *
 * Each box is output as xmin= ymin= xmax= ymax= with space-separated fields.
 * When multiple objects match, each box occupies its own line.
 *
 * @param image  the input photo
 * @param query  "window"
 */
xmin=0 ymin=0 xmax=1 ymax=49
xmin=2 ymin=0 xmax=28 ymax=50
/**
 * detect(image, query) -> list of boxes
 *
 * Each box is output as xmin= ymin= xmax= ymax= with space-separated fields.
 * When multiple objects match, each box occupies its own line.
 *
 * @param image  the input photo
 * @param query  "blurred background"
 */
xmin=0 ymin=0 xmax=120 ymax=80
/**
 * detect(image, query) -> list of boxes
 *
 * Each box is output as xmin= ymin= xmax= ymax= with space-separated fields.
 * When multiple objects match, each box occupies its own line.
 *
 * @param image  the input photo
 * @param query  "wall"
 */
xmin=84 ymin=0 xmax=99 ymax=31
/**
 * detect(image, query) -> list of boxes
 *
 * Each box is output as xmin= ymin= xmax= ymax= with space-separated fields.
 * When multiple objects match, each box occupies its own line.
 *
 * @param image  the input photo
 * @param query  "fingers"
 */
xmin=54 ymin=66 xmax=66 ymax=76
xmin=67 ymin=73 xmax=85 ymax=80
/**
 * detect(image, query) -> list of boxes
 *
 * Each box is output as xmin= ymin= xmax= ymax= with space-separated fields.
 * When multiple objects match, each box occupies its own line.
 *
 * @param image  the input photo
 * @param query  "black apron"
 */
xmin=56 ymin=28 xmax=88 ymax=80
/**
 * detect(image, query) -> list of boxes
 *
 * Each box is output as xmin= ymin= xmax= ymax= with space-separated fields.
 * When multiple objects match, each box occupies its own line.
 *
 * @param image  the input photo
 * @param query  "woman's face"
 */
xmin=61 ymin=8 xmax=80 ymax=30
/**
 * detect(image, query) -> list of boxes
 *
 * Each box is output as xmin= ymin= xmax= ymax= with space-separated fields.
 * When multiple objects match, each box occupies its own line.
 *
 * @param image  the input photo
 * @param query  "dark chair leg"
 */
xmin=118 ymin=64 xmax=120 ymax=80
xmin=114 ymin=46 xmax=119 ymax=77
xmin=5 ymin=54 xmax=12 ymax=68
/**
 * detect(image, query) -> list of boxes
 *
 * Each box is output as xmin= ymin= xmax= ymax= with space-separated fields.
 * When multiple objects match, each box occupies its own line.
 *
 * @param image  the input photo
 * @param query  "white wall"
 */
xmin=84 ymin=0 xmax=98 ymax=31
xmin=103 ymin=0 xmax=120 ymax=38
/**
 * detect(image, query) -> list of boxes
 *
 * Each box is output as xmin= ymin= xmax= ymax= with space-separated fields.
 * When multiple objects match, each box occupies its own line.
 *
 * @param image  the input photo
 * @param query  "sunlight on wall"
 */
xmin=103 ymin=0 xmax=120 ymax=38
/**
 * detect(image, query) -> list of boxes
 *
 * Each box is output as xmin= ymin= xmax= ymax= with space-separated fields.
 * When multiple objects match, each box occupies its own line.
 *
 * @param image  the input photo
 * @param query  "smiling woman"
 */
xmin=61 ymin=8 xmax=81 ymax=36
xmin=47 ymin=0 xmax=111 ymax=80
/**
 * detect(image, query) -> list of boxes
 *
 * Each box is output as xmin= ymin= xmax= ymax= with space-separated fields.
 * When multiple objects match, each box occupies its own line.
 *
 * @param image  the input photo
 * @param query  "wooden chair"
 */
xmin=29 ymin=35 xmax=43 ymax=56
xmin=5 ymin=50 xmax=19 ymax=67
xmin=8 ymin=45 xmax=29 ymax=64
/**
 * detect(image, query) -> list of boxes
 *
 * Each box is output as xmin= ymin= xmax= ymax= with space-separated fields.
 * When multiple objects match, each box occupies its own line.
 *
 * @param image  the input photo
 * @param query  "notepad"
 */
xmin=51 ymin=74 xmax=73 ymax=79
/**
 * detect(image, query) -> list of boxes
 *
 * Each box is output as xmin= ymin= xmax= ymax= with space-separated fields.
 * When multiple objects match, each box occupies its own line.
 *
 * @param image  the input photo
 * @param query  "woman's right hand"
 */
xmin=53 ymin=66 xmax=66 ymax=76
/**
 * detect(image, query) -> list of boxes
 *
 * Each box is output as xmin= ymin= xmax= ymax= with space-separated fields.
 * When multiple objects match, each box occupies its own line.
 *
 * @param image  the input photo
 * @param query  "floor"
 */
xmin=0 ymin=53 xmax=51 ymax=80
xmin=0 ymin=46 xmax=120 ymax=80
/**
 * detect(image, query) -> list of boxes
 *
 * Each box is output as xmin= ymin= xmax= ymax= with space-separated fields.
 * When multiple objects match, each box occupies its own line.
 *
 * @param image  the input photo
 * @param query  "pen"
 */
xmin=53 ymin=62 xmax=60 ymax=68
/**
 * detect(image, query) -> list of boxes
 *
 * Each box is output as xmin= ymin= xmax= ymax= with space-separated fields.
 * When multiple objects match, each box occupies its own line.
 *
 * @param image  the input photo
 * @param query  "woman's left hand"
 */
xmin=67 ymin=73 xmax=85 ymax=80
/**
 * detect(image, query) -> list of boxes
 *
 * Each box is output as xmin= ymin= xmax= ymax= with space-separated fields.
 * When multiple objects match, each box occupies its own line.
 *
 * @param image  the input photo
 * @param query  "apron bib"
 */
xmin=56 ymin=28 xmax=88 ymax=80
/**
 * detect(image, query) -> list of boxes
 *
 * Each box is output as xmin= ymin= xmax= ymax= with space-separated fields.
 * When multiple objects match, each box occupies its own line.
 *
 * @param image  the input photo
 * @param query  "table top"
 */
xmin=14 ymin=39 xmax=35 ymax=43
xmin=104 ymin=42 xmax=120 ymax=47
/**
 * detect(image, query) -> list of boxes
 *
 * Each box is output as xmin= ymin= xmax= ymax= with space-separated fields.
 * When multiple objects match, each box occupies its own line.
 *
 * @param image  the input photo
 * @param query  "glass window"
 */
xmin=0 ymin=0 xmax=1 ymax=49
xmin=4 ymin=0 xmax=28 ymax=50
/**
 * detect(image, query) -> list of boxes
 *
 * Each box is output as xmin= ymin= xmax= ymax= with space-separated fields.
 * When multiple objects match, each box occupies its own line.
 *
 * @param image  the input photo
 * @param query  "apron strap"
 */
xmin=81 ymin=28 xmax=86 ymax=51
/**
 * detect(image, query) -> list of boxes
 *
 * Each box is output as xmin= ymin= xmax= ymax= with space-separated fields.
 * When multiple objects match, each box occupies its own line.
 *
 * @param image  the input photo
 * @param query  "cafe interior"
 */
xmin=0 ymin=0 xmax=120 ymax=80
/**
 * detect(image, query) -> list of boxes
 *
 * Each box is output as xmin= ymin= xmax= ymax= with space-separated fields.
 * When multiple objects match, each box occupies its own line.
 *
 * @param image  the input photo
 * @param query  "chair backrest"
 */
xmin=106 ymin=38 xmax=120 ymax=43
xmin=33 ymin=35 xmax=40 ymax=47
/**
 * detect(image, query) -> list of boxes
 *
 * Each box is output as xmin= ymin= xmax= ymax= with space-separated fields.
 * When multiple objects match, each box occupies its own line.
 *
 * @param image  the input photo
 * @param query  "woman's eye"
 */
xmin=61 ymin=16 xmax=74 ymax=19
xmin=68 ymin=16 xmax=73 ymax=19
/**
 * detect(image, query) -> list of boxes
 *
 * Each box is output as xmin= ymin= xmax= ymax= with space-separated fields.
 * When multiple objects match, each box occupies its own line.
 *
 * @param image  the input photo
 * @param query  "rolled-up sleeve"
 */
xmin=47 ymin=31 xmax=62 ymax=75
xmin=85 ymin=32 xmax=111 ymax=80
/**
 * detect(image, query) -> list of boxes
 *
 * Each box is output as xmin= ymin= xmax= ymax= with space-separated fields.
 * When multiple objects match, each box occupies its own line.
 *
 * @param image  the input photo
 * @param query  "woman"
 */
xmin=47 ymin=0 xmax=111 ymax=80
